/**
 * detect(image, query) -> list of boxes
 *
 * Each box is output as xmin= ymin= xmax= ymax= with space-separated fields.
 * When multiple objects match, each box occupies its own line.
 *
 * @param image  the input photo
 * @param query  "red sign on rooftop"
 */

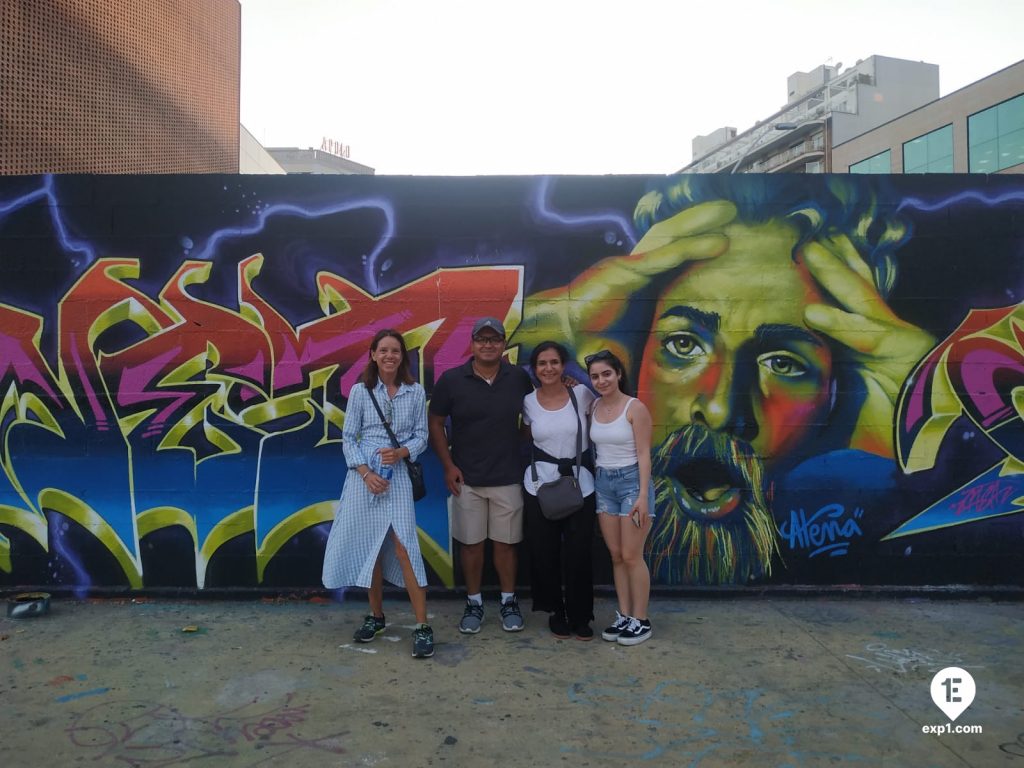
xmin=320 ymin=137 xmax=350 ymax=159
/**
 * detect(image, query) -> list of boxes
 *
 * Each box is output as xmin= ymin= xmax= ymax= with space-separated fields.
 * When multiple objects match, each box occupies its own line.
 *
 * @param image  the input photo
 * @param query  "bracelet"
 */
xmin=359 ymin=470 xmax=370 ymax=479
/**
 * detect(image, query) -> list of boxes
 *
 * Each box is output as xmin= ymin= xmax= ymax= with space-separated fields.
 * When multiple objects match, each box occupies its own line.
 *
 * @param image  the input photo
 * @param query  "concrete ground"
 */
xmin=0 ymin=594 xmax=1021 ymax=767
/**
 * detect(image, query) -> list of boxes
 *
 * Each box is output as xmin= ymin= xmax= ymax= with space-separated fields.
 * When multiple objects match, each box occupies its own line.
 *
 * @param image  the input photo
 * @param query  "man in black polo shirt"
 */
xmin=429 ymin=317 xmax=534 ymax=634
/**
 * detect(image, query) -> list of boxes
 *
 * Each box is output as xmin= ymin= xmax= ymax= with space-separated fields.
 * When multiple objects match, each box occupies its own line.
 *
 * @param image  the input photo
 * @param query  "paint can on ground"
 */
xmin=7 ymin=592 xmax=50 ymax=618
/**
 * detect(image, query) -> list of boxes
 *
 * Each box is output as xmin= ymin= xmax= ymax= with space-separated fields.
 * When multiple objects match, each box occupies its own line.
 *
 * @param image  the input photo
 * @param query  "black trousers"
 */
xmin=525 ymin=490 xmax=596 ymax=626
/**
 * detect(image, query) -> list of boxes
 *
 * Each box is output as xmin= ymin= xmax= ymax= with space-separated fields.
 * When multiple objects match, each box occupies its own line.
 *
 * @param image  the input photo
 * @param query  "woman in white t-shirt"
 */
xmin=523 ymin=341 xmax=597 ymax=640
xmin=586 ymin=349 xmax=655 ymax=647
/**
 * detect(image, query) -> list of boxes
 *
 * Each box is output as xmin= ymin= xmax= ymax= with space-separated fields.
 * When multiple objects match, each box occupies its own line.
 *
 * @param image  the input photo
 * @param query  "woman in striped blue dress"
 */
xmin=322 ymin=329 xmax=433 ymax=658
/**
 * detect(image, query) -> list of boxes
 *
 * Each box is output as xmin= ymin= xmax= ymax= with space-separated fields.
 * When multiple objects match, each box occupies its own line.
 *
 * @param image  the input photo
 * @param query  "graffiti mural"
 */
xmin=0 ymin=174 xmax=1022 ymax=591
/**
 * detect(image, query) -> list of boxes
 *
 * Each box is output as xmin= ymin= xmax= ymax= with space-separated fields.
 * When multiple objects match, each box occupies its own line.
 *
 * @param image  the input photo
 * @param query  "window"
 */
xmin=849 ymin=150 xmax=891 ymax=174
xmin=969 ymin=93 xmax=1024 ymax=173
xmin=903 ymin=125 xmax=953 ymax=173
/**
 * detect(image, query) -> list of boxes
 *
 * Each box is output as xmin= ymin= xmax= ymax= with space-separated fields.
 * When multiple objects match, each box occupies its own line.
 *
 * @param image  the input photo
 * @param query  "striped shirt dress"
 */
xmin=321 ymin=380 xmax=429 ymax=589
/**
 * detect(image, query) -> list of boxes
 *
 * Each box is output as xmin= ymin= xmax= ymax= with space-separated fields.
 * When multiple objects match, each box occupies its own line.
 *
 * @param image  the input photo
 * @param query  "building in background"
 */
xmin=833 ymin=59 xmax=1024 ymax=174
xmin=1 ymin=0 xmax=241 ymax=174
xmin=240 ymin=125 xmax=286 ymax=174
xmin=266 ymin=147 xmax=375 ymax=175
xmin=681 ymin=56 xmax=940 ymax=174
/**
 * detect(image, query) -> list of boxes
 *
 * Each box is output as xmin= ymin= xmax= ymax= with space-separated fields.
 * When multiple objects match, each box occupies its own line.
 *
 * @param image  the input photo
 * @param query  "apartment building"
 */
xmin=833 ymin=59 xmax=1024 ymax=174
xmin=681 ymin=56 xmax=939 ymax=174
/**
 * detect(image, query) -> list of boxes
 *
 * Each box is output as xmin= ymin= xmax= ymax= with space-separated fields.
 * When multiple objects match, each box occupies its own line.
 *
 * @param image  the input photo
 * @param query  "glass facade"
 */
xmin=969 ymin=93 xmax=1024 ymax=172
xmin=903 ymin=125 xmax=954 ymax=173
xmin=849 ymin=150 xmax=891 ymax=174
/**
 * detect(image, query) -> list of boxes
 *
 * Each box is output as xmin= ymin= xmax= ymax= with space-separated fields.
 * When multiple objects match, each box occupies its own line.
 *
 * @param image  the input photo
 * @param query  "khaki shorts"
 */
xmin=450 ymin=483 xmax=524 ymax=545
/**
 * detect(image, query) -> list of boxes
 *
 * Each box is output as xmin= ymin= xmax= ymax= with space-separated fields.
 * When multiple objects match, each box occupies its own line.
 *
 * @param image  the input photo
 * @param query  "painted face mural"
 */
xmin=640 ymin=220 xmax=836 ymax=585
xmin=634 ymin=206 xmax=940 ymax=584
xmin=0 ymin=174 xmax=1023 ymax=592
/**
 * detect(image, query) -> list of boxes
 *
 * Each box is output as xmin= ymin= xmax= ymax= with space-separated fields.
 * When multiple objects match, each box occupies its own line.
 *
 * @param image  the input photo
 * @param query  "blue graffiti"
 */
xmin=530 ymin=177 xmax=638 ymax=247
xmin=778 ymin=504 xmax=864 ymax=558
xmin=898 ymin=188 xmax=1024 ymax=213
xmin=0 ymin=176 xmax=98 ymax=266
xmin=561 ymin=677 xmax=871 ymax=765
xmin=190 ymin=194 xmax=396 ymax=293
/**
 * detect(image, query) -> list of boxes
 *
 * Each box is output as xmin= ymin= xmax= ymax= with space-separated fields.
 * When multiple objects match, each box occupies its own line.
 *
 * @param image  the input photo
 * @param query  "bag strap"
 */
xmin=366 ymin=385 xmax=416 ymax=470
xmin=530 ymin=387 xmax=582 ymax=483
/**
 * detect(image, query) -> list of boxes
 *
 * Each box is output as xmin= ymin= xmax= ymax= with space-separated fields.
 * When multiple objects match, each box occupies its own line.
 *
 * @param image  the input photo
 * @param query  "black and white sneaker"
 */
xmin=601 ymin=611 xmax=630 ymax=642
xmin=617 ymin=617 xmax=652 ymax=646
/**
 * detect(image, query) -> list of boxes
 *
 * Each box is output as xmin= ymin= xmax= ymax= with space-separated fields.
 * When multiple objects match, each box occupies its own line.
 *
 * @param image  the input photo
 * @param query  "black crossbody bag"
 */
xmin=366 ymin=386 xmax=427 ymax=502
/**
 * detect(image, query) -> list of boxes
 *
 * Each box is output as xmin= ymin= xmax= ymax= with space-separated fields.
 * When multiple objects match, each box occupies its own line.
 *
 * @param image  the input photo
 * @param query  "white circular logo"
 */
xmin=930 ymin=667 xmax=975 ymax=722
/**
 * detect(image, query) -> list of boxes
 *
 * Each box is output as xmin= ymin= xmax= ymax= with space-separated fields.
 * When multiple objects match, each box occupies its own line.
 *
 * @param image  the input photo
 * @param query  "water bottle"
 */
xmin=375 ymin=450 xmax=393 ymax=481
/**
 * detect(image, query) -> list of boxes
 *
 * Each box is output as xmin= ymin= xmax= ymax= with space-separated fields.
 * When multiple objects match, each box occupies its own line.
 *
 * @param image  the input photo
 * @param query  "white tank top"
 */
xmin=590 ymin=398 xmax=637 ymax=468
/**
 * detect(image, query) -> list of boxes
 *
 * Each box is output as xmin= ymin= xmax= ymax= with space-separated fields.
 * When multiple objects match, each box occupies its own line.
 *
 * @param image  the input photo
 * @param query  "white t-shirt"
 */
xmin=522 ymin=384 xmax=596 ymax=497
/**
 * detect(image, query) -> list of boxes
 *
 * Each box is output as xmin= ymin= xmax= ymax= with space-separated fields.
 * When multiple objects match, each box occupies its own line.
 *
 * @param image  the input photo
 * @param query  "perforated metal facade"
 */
xmin=1 ymin=0 xmax=240 ymax=174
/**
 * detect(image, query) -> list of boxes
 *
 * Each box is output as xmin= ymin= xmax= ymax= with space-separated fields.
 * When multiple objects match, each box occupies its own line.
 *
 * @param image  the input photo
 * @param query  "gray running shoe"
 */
xmin=601 ymin=611 xmax=629 ymax=642
xmin=412 ymin=624 xmax=434 ymax=658
xmin=499 ymin=595 xmax=524 ymax=632
xmin=354 ymin=614 xmax=385 ymax=642
xmin=459 ymin=600 xmax=484 ymax=634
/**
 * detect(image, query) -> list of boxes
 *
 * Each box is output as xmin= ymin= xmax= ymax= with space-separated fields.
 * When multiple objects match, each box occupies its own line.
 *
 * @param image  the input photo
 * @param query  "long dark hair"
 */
xmin=362 ymin=328 xmax=414 ymax=389
xmin=586 ymin=349 xmax=631 ymax=395
xmin=529 ymin=340 xmax=569 ymax=384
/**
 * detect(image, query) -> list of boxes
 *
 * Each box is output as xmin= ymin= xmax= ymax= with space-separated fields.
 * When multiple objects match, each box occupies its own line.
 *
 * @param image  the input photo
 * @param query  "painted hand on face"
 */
xmin=801 ymin=236 xmax=936 ymax=457
xmin=510 ymin=201 xmax=737 ymax=364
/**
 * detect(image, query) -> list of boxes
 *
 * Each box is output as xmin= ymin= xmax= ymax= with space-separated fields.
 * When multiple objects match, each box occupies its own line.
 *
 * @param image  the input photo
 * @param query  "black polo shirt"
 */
xmin=430 ymin=358 xmax=534 ymax=487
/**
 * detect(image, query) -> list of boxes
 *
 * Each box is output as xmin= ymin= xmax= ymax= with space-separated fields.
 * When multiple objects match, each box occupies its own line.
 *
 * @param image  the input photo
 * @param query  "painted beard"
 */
xmin=647 ymin=423 xmax=780 ymax=585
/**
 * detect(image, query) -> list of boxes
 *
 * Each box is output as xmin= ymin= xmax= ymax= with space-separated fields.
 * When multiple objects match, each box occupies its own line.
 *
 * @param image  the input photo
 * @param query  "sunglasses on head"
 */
xmin=584 ymin=349 xmax=614 ymax=366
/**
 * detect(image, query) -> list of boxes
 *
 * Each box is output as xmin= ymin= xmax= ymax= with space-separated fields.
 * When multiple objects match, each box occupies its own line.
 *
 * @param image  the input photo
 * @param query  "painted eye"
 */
xmin=759 ymin=354 xmax=807 ymax=378
xmin=662 ymin=333 xmax=706 ymax=360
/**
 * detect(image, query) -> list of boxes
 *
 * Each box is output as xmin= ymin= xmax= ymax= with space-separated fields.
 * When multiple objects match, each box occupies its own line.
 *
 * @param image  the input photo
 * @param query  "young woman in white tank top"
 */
xmin=585 ymin=349 xmax=654 ymax=646
xmin=589 ymin=402 xmax=640 ymax=466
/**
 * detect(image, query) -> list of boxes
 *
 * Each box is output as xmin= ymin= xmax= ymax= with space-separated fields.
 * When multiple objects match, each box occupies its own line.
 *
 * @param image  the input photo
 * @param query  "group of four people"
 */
xmin=321 ymin=318 xmax=654 ymax=659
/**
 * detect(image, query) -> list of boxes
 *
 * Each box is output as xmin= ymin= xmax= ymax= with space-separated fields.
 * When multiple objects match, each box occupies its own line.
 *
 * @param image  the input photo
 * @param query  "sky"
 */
xmin=239 ymin=0 xmax=1024 ymax=175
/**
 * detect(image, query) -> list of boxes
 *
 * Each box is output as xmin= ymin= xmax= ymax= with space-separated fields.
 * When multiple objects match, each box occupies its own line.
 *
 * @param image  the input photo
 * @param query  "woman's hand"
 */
xmin=630 ymin=498 xmax=650 ymax=530
xmin=362 ymin=471 xmax=389 ymax=495
xmin=377 ymin=446 xmax=406 ymax=465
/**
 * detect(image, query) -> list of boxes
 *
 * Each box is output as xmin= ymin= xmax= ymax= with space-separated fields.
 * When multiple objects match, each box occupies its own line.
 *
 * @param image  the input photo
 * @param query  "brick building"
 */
xmin=1 ymin=0 xmax=240 ymax=174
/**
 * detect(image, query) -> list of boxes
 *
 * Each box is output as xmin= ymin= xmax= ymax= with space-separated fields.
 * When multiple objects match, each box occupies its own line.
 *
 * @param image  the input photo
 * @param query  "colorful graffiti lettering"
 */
xmin=0 ymin=249 xmax=522 ymax=587
xmin=1 ymin=173 xmax=1023 ymax=590
xmin=890 ymin=303 xmax=1024 ymax=539
xmin=950 ymin=478 xmax=1017 ymax=516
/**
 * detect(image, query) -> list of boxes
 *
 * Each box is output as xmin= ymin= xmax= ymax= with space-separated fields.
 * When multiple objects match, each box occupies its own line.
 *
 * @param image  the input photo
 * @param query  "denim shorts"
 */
xmin=594 ymin=464 xmax=656 ymax=518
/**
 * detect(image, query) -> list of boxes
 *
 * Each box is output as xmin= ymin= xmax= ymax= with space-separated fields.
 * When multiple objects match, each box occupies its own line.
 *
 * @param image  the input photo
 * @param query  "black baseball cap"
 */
xmin=471 ymin=317 xmax=506 ymax=337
